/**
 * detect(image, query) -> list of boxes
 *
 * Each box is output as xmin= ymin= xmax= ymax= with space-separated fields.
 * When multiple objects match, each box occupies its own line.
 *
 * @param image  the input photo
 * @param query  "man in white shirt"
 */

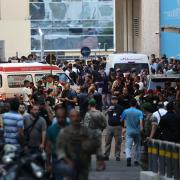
xmin=135 ymin=76 xmax=144 ymax=91
xmin=21 ymin=80 xmax=32 ymax=107
xmin=152 ymin=102 xmax=167 ymax=124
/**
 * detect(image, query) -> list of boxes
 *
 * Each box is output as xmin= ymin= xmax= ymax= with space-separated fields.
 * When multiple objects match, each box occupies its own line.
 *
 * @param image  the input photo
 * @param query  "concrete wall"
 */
xmin=116 ymin=0 xmax=160 ymax=57
xmin=0 ymin=0 xmax=31 ymax=60
xmin=115 ymin=0 xmax=134 ymax=53
xmin=133 ymin=0 xmax=141 ymax=53
xmin=115 ymin=0 xmax=124 ymax=52
xmin=140 ymin=0 xmax=160 ymax=56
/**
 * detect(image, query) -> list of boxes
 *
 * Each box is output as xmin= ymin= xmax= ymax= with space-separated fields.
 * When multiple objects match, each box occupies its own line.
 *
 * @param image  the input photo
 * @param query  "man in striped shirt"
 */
xmin=3 ymin=98 xmax=24 ymax=149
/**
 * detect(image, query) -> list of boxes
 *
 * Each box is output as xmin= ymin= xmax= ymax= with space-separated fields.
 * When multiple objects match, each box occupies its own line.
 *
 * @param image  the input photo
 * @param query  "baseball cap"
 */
xmin=141 ymin=102 xmax=153 ymax=113
xmin=111 ymin=96 xmax=118 ymax=100
xmin=88 ymin=98 xmax=96 ymax=106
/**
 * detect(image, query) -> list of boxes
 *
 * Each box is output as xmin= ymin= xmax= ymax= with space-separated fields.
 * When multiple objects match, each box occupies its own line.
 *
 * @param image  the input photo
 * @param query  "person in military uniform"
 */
xmin=56 ymin=109 xmax=99 ymax=180
xmin=141 ymin=103 xmax=158 ymax=170
xmin=84 ymin=99 xmax=107 ymax=171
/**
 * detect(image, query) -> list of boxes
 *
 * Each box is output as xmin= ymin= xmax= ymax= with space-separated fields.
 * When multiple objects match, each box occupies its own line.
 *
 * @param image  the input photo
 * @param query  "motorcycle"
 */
xmin=0 ymin=145 xmax=47 ymax=180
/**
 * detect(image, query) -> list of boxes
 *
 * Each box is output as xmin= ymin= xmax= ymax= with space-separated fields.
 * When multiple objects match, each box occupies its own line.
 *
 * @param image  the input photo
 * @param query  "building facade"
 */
xmin=0 ymin=0 xmax=31 ymax=60
xmin=0 ymin=0 xmax=179 ymax=60
xmin=30 ymin=0 xmax=115 ymax=53
xmin=116 ymin=0 xmax=160 ymax=56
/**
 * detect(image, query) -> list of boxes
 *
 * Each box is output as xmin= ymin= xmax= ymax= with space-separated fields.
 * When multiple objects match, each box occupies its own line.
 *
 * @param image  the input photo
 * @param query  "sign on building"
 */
xmin=160 ymin=0 xmax=180 ymax=59
xmin=161 ymin=32 xmax=180 ymax=59
xmin=160 ymin=0 xmax=180 ymax=27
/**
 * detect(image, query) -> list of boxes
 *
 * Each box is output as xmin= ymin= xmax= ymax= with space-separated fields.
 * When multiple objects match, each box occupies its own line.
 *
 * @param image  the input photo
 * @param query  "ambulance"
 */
xmin=0 ymin=63 xmax=77 ymax=100
xmin=105 ymin=53 xmax=151 ymax=75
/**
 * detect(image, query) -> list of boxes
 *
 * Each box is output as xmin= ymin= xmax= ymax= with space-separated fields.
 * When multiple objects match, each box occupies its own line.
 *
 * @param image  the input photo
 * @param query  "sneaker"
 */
xmin=127 ymin=158 xmax=131 ymax=167
xmin=96 ymin=161 xmax=106 ymax=171
xmin=116 ymin=157 xmax=120 ymax=161
xmin=103 ymin=156 xmax=109 ymax=161
xmin=134 ymin=161 xmax=139 ymax=166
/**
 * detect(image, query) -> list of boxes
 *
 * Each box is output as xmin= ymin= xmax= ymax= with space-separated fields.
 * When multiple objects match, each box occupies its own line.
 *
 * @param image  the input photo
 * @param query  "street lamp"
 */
xmin=98 ymin=42 xmax=101 ymax=56
xmin=104 ymin=43 xmax=108 ymax=51
xmin=38 ymin=28 xmax=44 ymax=62
xmin=104 ymin=43 xmax=108 ymax=57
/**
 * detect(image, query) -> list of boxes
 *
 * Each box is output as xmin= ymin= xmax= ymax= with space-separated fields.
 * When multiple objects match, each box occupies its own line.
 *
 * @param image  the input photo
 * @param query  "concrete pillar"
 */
xmin=132 ymin=0 xmax=141 ymax=53
xmin=123 ymin=0 xmax=127 ymax=51
xmin=140 ymin=0 xmax=160 ymax=56
xmin=115 ymin=0 xmax=124 ymax=53
xmin=127 ymin=0 xmax=133 ymax=52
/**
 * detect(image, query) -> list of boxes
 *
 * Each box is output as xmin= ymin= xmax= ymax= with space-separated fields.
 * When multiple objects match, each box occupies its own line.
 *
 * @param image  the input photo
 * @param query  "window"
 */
xmin=8 ymin=75 xmax=33 ymax=88
xmin=35 ymin=74 xmax=48 ymax=83
xmin=114 ymin=63 xmax=149 ymax=74
xmin=30 ymin=0 xmax=114 ymax=51
xmin=57 ymin=73 xmax=74 ymax=85
xmin=35 ymin=73 xmax=74 ymax=85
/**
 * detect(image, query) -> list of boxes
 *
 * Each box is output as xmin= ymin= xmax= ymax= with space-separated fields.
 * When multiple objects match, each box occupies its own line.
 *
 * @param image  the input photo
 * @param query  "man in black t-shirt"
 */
xmin=118 ymin=87 xmax=132 ymax=110
xmin=159 ymin=102 xmax=180 ymax=143
xmin=104 ymin=96 xmax=123 ymax=161
xmin=60 ymin=83 xmax=77 ymax=111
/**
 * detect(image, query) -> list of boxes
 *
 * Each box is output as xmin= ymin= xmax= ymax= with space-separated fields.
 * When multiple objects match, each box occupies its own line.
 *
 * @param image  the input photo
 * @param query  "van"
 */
xmin=0 ymin=63 xmax=77 ymax=99
xmin=105 ymin=53 xmax=151 ymax=75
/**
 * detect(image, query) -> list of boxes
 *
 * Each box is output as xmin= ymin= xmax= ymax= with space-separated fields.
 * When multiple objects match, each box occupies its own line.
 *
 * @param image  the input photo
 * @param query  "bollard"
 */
xmin=147 ymin=140 xmax=180 ymax=180
xmin=172 ymin=145 xmax=179 ymax=180
xmin=159 ymin=142 xmax=166 ymax=176
xmin=148 ymin=140 xmax=153 ymax=171
xmin=165 ymin=143 xmax=173 ymax=178
xmin=151 ymin=140 xmax=159 ymax=173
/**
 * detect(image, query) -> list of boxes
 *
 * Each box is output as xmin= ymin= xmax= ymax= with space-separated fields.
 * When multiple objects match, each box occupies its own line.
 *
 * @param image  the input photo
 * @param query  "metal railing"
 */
xmin=148 ymin=139 xmax=180 ymax=180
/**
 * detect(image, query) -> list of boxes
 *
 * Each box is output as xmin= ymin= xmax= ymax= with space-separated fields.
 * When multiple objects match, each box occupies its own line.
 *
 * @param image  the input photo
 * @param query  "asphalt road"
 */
xmin=90 ymin=157 xmax=140 ymax=180
xmin=89 ymin=132 xmax=140 ymax=180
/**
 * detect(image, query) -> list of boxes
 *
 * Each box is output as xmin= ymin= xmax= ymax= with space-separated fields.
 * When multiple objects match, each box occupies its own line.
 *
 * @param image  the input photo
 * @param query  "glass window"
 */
xmin=31 ymin=35 xmax=113 ymax=50
xmin=30 ymin=0 xmax=114 ymax=51
xmin=35 ymin=74 xmax=48 ymax=83
xmin=114 ymin=63 xmax=149 ymax=74
xmin=0 ymin=75 xmax=2 ymax=88
xmin=7 ymin=75 xmax=33 ymax=88
xmin=57 ymin=73 xmax=74 ymax=85
xmin=35 ymin=73 xmax=74 ymax=85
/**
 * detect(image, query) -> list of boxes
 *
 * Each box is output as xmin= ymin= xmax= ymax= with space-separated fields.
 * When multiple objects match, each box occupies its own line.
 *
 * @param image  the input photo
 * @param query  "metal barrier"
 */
xmin=148 ymin=139 xmax=180 ymax=180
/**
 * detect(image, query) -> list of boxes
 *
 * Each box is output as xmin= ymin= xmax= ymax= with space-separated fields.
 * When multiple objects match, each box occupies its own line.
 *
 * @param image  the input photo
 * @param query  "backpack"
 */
xmin=88 ymin=111 xmax=107 ymax=130
xmin=154 ymin=110 xmax=164 ymax=139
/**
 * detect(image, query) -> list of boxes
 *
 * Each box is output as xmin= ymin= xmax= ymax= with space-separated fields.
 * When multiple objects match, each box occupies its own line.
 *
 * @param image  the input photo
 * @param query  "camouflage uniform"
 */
xmin=84 ymin=110 xmax=107 ymax=160
xmin=141 ymin=113 xmax=158 ymax=170
xmin=56 ymin=125 xmax=99 ymax=180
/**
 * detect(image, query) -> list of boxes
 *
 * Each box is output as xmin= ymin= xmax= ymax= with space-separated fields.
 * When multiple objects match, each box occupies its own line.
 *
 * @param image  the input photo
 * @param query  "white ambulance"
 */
xmin=0 ymin=63 xmax=77 ymax=100
xmin=105 ymin=53 xmax=151 ymax=75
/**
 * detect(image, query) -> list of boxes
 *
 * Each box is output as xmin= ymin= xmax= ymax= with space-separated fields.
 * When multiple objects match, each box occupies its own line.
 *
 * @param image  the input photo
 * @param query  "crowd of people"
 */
xmin=150 ymin=54 xmax=180 ymax=74
xmin=0 ymin=54 xmax=180 ymax=180
xmin=7 ymin=53 xmax=180 ymax=75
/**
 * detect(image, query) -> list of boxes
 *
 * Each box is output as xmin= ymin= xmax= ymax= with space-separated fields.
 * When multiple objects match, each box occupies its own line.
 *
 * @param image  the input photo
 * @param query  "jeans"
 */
xmin=125 ymin=133 xmax=141 ymax=162
xmin=53 ymin=159 xmax=89 ymax=180
xmin=53 ymin=159 xmax=74 ymax=180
